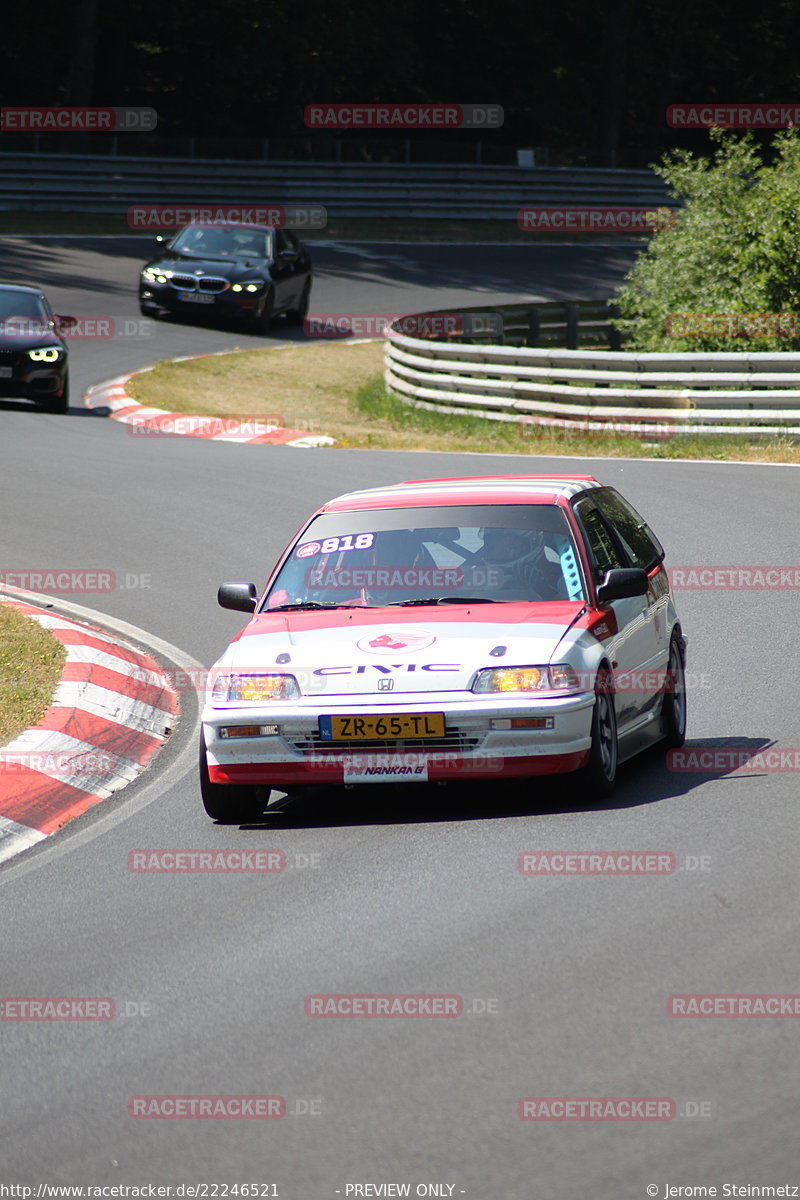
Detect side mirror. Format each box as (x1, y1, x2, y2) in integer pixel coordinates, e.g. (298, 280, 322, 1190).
(218, 582, 258, 612)
(596, 567, 649, 605)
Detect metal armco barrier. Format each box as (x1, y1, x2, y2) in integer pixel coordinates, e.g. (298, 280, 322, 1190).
(0, 153, 672, 218)
(385, 306, 800, 436)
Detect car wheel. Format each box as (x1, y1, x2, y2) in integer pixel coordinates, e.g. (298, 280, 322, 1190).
(577, 667, 618, 798)
(662, 632, 687, 748)
(199, 737, 267, 823)
(251, 288, 275, 334)
(286, 280, 311, 325)
(140, 301, 163, 319)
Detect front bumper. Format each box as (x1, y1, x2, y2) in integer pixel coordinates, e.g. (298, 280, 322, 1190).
(139, 282, 264, 319)
(202, 690, 597, 786)
(0, 364, 66, 399)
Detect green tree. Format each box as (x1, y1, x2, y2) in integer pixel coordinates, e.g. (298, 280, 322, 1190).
(613, 128, 800, 351)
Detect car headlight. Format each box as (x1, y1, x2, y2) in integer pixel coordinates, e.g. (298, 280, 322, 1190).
(472, 664, 581, 694)
(231, 281, 263, 293)
(27, 347, 62, 362)
(143, 269, 172, 284)
(211, 673, 301, 703)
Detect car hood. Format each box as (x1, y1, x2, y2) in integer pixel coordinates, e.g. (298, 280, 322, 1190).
(0, 326, 65, 353)
(216, 603, 585, 696)
(144, 253, 270, 281)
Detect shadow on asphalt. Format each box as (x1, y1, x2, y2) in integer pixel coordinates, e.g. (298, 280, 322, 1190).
(233, 735, 774, 830)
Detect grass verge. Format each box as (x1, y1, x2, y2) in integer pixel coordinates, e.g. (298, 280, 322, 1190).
(125, 338, 800, 462)
(0, 605, 66, 745)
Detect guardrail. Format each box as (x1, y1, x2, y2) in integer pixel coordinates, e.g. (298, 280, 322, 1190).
(385, 305, 800, 436)
(0, 153, 672, 219)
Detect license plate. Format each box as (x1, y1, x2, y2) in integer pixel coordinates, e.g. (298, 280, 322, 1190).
(0, 367, 13, 378)
(319, 713, 445, 741)
(177, 292, 214, 304)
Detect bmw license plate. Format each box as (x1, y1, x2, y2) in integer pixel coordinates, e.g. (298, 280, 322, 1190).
(319, 713, 445, 740)
(0, 367, 13, 378)
(177, 292, 214, 304)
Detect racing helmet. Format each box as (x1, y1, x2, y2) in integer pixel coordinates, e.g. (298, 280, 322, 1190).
(481, 526, 545, 568)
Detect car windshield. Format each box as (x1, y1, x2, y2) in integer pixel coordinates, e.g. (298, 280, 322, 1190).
(0, 291, 49, 335)
(171, 226, 270, 259)
(263, 504, 587, 609)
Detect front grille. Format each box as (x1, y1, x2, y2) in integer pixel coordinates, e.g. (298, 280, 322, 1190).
(288, 731, 484, 755)
(198, 277, 229, 293)
(169, 274, 197, 290)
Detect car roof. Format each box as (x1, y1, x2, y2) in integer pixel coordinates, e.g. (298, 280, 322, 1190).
(0, 283, 45, 296)
(178, 222, 276, 234)
(320, 475, 601, 513)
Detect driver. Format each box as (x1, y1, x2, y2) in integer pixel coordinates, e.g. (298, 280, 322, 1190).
(480, 527, 564, 600)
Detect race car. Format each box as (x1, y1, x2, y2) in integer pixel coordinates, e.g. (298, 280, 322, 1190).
(200, 475, 687, 821)
(139, 221, 312, 332)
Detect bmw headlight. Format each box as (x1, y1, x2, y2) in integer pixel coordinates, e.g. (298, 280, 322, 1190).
(28, 347, 62, 362)
(231, 281, 263, 293)
(143, 269, 172, 284)
(472, 664, 581, 694)
(211, 673, 301, 704)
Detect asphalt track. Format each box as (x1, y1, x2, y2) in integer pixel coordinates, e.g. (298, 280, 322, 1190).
(2, 237, 800, 1197)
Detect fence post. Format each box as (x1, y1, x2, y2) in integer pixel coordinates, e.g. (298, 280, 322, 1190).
(566, 304, 578, 349)
(607, 304, 622, 351)
(527, 310, 540, 347)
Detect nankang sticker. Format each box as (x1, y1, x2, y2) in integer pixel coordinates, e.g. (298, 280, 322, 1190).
(296, 541, 322, 559)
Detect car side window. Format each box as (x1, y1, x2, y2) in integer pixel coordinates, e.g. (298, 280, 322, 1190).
(573, 499, 624, 579)
(593, 489, 664, 571)
(275, 229, 293, 254)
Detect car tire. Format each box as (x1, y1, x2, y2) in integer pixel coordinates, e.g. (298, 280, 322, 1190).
(286, 280, 311, 325)
(42, 372, 68, 414)
(252, 288, 275, 334)
(199, 737, 267, 823)
(140, 301, 163, 319)
(661, 632, 687, 748)
(577, 667, 618, 798)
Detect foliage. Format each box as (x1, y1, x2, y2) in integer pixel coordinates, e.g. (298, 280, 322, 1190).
(613, 129, 800, 351)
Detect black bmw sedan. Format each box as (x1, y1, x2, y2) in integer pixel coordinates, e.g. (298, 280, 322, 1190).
(0, 284, 73, 414)
(138, 222, 312, 332)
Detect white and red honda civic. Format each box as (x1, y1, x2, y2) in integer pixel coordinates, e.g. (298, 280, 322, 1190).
(200, 475, 687, 821)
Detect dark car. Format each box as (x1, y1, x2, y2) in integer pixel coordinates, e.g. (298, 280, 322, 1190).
(0, 284, 73, 414)
(139, 222, 312, 332)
